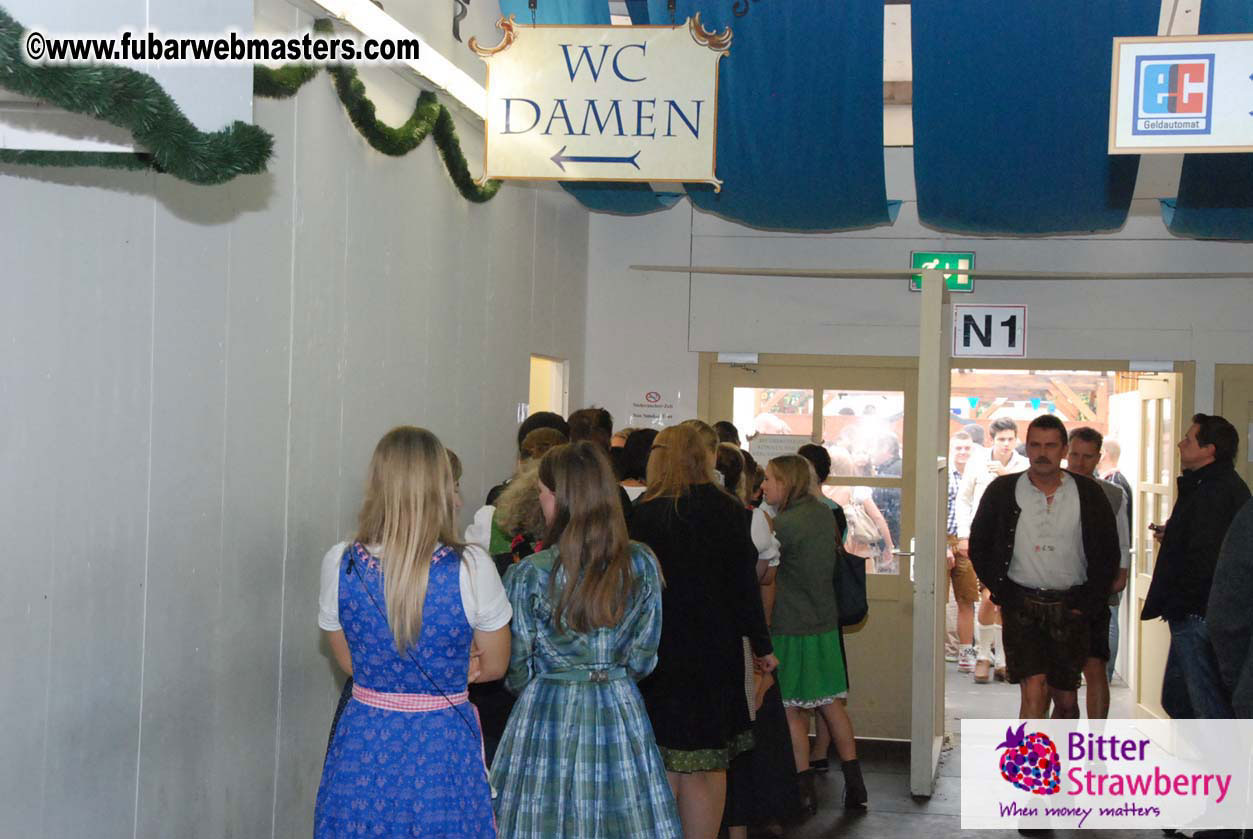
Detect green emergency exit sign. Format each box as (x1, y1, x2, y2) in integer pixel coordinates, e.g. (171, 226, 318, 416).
(909, 251, 975, 292)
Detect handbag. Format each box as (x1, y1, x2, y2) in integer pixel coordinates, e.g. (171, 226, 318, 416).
(829, 508, 867, 626)
(844, 499, 880, 545)
(833, 545, 868, 627)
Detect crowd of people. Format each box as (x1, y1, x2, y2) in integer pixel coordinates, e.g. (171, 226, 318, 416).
(309, 405, 1253, 839)
(313, 409, 866, 839)
(943, 412, 1252, 730)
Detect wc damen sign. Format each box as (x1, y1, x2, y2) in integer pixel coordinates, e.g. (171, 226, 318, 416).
(953, 305, 1027, 359)
(470, 16, 728, 186)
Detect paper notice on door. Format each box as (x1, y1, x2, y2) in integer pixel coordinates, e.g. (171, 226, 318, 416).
(747, 434, 811, 460)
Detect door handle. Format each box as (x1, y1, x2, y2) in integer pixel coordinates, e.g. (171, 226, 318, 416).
(892, 550, 915, 557)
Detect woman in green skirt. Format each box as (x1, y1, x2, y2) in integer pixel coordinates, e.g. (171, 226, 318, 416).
(762, 455, 868, 812)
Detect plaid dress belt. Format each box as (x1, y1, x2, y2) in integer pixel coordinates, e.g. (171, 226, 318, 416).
(352, 683, 470, 711)
(537, 667, 628, 683)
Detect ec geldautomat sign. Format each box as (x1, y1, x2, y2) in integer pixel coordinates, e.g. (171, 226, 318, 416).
(470, 16, 729, 186)
(1110, 34, 1253, 154)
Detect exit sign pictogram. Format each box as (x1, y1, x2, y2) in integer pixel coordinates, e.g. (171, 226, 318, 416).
(910, 251, 975, 292)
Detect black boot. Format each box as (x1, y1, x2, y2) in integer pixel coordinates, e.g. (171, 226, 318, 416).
(795, 769, 818, 817)
(841, 758, 868, 809)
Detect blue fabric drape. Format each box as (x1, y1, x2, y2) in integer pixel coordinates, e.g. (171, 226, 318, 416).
(497, 1, 897, 229)
(498, 0, 609, 24)
(1161, 0, 1253, 241)
(498, 0, 681, 214)
(639, 0, 897, 231)
(624, 0, 651, 25)
(912, 1, 1158, 234)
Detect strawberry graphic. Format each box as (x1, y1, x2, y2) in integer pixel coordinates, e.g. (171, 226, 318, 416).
(996, 723, 1061, 795)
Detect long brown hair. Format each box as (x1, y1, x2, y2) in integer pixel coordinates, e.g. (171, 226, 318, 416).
(355, 426, 465, 652)
(538, 442, 633, 632)
(642, 424, 714, 502)
(716, 442, 746, 500)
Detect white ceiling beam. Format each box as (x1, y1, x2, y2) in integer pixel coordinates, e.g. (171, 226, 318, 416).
(629, 265, 1253, 280)
(292, 0, 487, 119)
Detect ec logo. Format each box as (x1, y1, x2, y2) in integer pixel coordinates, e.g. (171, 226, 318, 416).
(1133, 54, 1214, 135)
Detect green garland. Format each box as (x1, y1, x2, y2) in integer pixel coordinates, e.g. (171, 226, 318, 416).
(316, 63, 501, 202)
(250, 19, 326, 99)
(0, 148, 153, 172)
(327, 64, 438, 156)
(0, 7, 272, 184)
(253, 64, 320, 100)
(432, 100, 500, 203)
(0, 6, 498, 201)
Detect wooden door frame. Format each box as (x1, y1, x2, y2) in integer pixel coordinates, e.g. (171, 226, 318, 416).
(701, 359, 919, 609)
(1215, 363, 1253, 488)
(700, 351, 1195, 767)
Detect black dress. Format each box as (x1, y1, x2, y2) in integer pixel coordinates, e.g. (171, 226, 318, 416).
(629, 483, 772, 770)
(725, 506, 802, 828)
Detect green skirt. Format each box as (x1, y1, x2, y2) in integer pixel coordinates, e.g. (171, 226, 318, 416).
(658, 729, 755, 773)
(773, 627, 848, 708)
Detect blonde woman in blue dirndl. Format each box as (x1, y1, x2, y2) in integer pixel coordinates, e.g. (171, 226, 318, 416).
(314, 427, 511, 838)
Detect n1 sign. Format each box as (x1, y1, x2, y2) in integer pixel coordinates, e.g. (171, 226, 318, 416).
(953, 305, 1028, 358)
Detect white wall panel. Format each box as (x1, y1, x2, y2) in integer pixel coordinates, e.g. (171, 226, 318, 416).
(0, 164, 154, 839)
(41, 180, 153, 839)
(211, 93, 298, 838)
(583, 203, 702, 427)
(273, 66, 354, 839)
(135, 178, 231, 839)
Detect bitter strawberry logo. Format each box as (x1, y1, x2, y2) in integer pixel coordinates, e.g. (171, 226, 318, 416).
(997, 723, 1061, 795)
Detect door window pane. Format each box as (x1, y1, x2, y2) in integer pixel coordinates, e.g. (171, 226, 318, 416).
(824, 484, 902, 575)
(1143, 400, 1158, 485)
(820, 390, 907, 470)
(1159, 398, 1174, 485)
(1157, 495, 1171, 529)
(734, 388, 815, 455)
(821, 389, 906, 576)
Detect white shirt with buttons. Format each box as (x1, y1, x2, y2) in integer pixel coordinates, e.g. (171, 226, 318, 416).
(1008, 471, 1088, 591)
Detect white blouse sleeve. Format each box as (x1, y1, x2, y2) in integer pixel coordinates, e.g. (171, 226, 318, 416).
(464, 505, 495, 551)
(460, 543, 512, 631)
(750, 507, 781, 567)
(318, 542, 349, 631)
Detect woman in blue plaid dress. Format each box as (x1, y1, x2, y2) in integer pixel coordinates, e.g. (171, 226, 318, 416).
(490, 442, 681, 839)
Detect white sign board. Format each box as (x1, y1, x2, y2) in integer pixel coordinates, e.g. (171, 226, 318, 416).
(628, 390, 676, 428)
(471, 16, 727, 186)
(747, 434, 811, 461)
(953, 305, 1027, 358)
(1110, 34, 1253, 154)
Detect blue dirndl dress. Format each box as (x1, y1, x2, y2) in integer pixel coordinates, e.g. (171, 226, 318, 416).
(490, 543, 680, 839)
(314, 542, 495, 838)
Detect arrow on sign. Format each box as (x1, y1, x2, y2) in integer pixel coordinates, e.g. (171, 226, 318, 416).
(549, 145, 642, 172)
